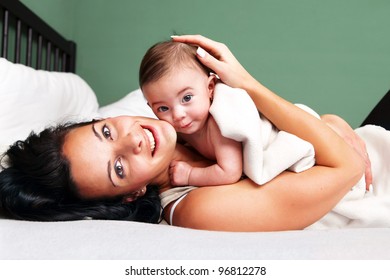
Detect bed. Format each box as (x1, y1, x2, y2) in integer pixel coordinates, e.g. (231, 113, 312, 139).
(1, 0, 390, 260)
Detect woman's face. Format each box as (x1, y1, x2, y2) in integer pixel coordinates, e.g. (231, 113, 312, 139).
(62, 116, 177, 200)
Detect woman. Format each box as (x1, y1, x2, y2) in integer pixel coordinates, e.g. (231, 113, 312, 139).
(0, 35, 386, 231)
(0, 121, 162, 222)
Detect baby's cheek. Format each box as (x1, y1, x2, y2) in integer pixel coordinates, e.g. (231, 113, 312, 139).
(159, 115, 174, 126)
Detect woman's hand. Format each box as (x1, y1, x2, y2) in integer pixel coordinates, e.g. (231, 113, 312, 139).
(321, 114, 372, 190)
(171, 35, 254, 89)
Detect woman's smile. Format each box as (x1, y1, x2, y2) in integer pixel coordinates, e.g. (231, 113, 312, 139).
(142, 128, 156, 155)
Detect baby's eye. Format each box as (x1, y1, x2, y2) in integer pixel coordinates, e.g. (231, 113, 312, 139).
(182, 94, 192, 103)
(114, 159, 124, 179)
(157, 106, 169, 112)
(102, 125, 112, 139)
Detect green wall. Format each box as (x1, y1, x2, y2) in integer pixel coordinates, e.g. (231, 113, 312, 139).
(21, 0, 390, 128)
(20, 0, 75, 39)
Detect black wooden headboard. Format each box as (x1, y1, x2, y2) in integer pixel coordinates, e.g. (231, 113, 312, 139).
(0, 0, 76, 72)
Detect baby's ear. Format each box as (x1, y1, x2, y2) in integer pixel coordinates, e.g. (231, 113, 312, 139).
(207, 75, 216, 97)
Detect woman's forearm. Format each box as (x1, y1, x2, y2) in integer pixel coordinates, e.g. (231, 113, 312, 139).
(244, 82, 345, 162)
(245, 79, 363, 185)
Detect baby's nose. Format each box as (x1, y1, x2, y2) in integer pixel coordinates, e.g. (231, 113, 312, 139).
(172, 107, 186, 121)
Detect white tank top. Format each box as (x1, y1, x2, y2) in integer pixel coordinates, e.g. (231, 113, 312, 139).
(159, 186, 197, 225)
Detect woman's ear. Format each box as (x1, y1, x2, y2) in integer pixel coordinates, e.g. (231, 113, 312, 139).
(122, 195, 136, 203)
(122, 186, 147, 203)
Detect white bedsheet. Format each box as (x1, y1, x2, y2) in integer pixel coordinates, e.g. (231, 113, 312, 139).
(1, 218, 389, 259)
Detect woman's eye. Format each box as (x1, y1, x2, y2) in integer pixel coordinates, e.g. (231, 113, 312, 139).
(114, 159, 124, 179)
(102, 125, 111, 139)
(157, 106, 169, 112)
(182, 94, 192, 103)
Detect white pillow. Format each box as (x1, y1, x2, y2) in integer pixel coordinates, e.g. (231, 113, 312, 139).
(98, 88, 157, 119)
(0, 58, 99, 149)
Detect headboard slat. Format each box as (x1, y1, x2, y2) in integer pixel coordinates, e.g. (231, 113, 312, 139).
(54, 47, 59, 71)
(36, 33, 42, 68)
(26, 26, 33, 66)
(0, 0, 76, 73)
(1, 8, 9, 58)
(15, 18, 21, 63)
(46, 41, 51, 70)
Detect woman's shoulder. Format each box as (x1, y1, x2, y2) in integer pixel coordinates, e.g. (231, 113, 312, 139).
(171, 180, 273, 231)
(171, 186, 222, 229)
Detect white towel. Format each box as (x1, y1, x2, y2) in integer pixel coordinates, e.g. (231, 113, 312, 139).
(209, 83, 316, 185)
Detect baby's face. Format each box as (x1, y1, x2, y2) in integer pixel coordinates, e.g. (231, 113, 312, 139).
(142, 66, 215, 135)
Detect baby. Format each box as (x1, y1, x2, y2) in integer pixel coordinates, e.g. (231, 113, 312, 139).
(139, 41, 316, 186)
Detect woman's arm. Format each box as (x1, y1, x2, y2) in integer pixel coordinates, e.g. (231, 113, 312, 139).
(167, 35, 365, 231)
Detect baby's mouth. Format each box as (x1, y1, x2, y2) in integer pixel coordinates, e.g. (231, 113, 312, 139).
(180, 122, 192, 130)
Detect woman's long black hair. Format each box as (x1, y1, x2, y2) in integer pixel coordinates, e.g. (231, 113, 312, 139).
(0, 122, 161, 223)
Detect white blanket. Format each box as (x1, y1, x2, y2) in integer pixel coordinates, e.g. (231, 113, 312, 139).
(307, 125, 390, 229)
(209, 83, 316, 185)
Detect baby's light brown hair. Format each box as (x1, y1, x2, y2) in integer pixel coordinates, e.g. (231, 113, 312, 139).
(139, 41, 211, 89)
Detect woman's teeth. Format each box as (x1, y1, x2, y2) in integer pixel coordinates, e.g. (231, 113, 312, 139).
(143, 129, 155, 153)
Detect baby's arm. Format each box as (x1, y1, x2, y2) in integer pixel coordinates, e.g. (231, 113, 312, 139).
(170, 127, 243, 186)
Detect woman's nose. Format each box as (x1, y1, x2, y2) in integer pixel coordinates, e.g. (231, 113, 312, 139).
(118, 132, 142, 154)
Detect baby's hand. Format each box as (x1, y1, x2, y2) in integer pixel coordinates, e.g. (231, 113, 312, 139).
(169, 160, 192, 186)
